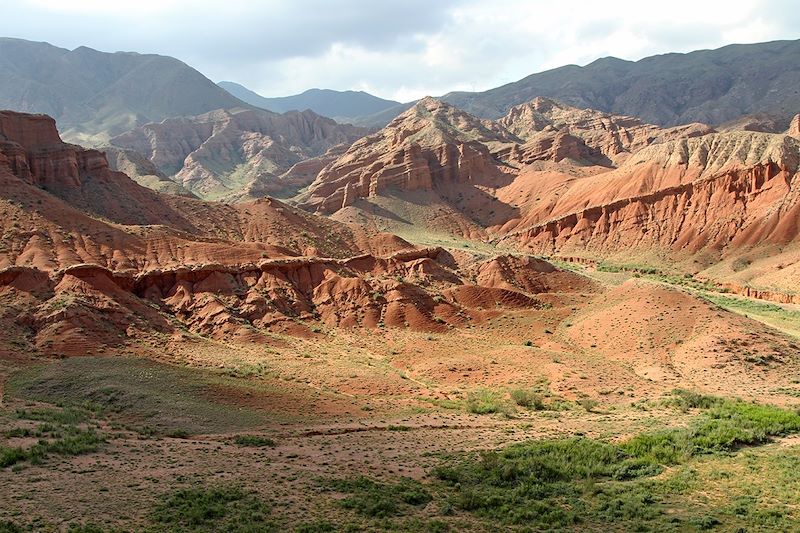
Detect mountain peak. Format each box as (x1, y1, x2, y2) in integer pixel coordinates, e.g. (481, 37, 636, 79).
(218, 81, 401, 122)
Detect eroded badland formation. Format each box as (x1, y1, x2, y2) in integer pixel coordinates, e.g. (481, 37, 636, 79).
(1, 37, 800, 532)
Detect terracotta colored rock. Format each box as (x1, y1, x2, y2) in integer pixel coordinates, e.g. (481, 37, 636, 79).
(789, 114, 800, 138)
(296, 97, 517, 215)
(498, 97, 714, 165)
(503, 131, 800, 256)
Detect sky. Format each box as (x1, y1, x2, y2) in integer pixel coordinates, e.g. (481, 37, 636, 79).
(3, 0, 799, 103)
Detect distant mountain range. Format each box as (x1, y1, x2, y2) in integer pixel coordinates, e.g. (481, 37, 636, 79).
(221, 40, 800, 129)
(2, 37, 798, 142)
(441, 39, 800, 126)
(218, 82, 401, 124)
(0, 37, 249, 143)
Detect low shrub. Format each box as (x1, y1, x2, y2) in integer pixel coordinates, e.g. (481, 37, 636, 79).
(321, 476, 431, 518)
(510, 389, 545, 410)
(465, 390, 510, 415)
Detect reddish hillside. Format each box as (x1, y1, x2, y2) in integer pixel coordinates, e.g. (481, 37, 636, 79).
(0, 109, 592, 356)
(501, 131, 800, 256)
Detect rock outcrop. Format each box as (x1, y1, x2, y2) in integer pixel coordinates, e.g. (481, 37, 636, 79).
(296, 97, 518, 215)
(0, 110, 413, 272)
(0, 110, 195, 227)
(498, 97, 713, 164)
(0, 248, 593, 354)
(502, 131, 800, 256)
(789, 114, 800, 138)
(0, 109, 601, 357)
(103, 146, 195, 197)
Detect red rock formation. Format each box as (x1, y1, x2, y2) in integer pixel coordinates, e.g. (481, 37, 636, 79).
(501, 132, 800, 256)
(498, 97, 714, 164)
(719, 113, 786, 134)
(501, 130, 607, 165)
(0, 109, 601, 356)
(0, 110, 414, 271)
(789, 114, 800, 138)
(295, 96, 714, 236)
(0, 249, 591, 353)
(296, 97, 517, 215)
(476, 255, 598, 294)
(0, 110, 198, 227)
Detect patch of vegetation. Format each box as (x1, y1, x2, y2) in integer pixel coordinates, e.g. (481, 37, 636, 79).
(465, 389, 511, 415)
(702, 293, 800, 336)
(597, 262, 661, 275)
(66, 524, 106, 533)
(320, 476, 432, 518)
(221, 361, 271, 378)
(509, 389, 545, 410)
(1, 430, 104, 468)
(433, 395, 800, 529)
(0, 522, 22, 533)
(233, 434, 276, 447)
(577, 397, 599, 412)
(418, 397, 462, 410)
(15, 406, 96, 425)
(664, 389, 724, 411)
(294, 520, 336, 533)
(151, 485, 276, 532)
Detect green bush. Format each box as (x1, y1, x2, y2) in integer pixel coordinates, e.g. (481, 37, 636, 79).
(577, 398, 599, 412)
(621, 429, 692, 465)
(666, 389, 724, 411)
(0, 521, 22, 533)
(295, 521, 335, 533)
(15, 406, 93, 425)
(510, 389, 545, 410)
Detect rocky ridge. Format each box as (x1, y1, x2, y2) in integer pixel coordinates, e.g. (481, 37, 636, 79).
(109, 108, 367, 200)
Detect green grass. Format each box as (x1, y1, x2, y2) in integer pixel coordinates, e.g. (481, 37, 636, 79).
(0, 522, 22, 533)
(294, 520, 336, 533)
(7, 357, 270, 434)
(597, 262, 661, 275)
(705, 295, 800, 315)
(702, 294, 800, 337)
(433, 394, 800, 529)
(664, 389, 724, 411)
(14, 406, 95, 425)
(151, 485, 276, 532)
(1, 430, 105, 467)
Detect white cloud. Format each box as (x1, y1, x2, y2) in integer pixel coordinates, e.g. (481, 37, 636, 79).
(4, 0, 799, 101)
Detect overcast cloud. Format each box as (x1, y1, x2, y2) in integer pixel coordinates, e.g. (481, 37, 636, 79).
(2, 0, 799, 102)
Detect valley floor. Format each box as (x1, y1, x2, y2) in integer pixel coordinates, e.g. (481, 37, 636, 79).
(2, 270, 800, 532)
